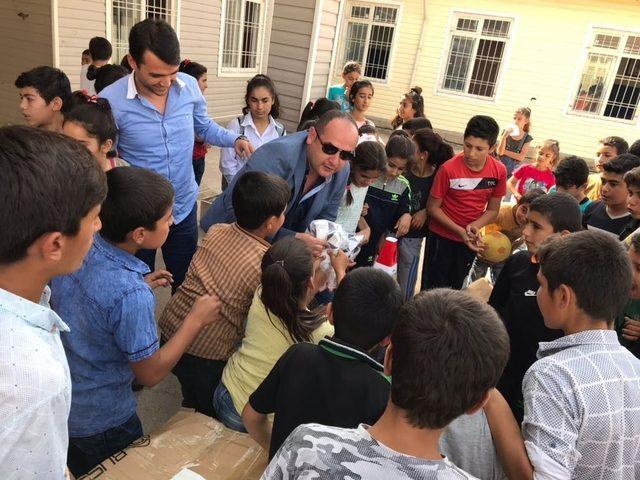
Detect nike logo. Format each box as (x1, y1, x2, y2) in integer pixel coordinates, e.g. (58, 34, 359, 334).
(524, 290, 537, 297)
(458, 183, 466, 188)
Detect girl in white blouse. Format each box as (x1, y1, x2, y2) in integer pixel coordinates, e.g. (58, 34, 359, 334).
(220, 74, 285, 188)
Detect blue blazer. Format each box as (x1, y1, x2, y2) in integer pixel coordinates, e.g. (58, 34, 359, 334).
(200, 131, 350, 238)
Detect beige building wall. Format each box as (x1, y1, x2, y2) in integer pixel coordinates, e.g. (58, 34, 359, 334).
(267, 0, 316, 131)
(181, 0, 274, 124)
(347, 0, 640, 159)
(307, 0, 341, 102)
(0, 0, 53, 125)
(57, 0, 107, 89)
(329, 0, 426, 129)
(51, 0, 269, 123)
(414, 0, 640, 160)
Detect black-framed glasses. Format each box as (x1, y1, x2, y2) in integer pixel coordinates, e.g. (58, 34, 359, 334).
(316, 132, 355, 161)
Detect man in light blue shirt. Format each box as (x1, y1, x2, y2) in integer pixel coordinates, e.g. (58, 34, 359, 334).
(100, 19, 253, 291)
(201, 110, 358, 257)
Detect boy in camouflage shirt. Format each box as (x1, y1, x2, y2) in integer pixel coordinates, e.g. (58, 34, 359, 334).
(261, 288, 510, 480)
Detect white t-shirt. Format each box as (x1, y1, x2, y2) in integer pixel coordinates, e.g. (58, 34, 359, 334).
(80, 64, 96, 95)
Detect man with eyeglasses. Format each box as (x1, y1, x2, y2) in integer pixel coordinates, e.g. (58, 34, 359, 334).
(201, 110, 358, 256)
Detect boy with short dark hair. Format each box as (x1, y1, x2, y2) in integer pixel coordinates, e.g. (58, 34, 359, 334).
(583, 153, 640, 237)
(15, 66, 73, 133)
(262, 288, 510, 479)
(243, 268, 403, 459)
(81, 36, 113, 95)
(553, 155, 592, 212)
(423, 115, 507, 290)
(489, 192, 582, 422)
(527, 231, 639, 478)
(0, 126, 107, 479)
(160, 171, 291, 418)
(51, 167, 221, 477)
(586, 135, 629, 200)
(484, 231, 640, 480)
(620, 165, 640, 241)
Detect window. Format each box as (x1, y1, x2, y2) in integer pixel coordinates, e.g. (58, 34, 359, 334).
(220, 0, 264, 72)
(440, 13, 513, 99)
(572, 29, 640, 121)
(339, 3, 400, 81)
(111, 0, 177, 63)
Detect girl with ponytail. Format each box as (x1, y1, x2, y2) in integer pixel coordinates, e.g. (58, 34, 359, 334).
(397, 128, 453, 296)
(214, 237, 345, 431)
(335, 141, 387, 244)
(63, 91, 125, 171)
(391, 86, 425, 129)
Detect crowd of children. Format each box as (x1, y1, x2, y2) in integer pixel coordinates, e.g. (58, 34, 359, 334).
(2, 17, 640, 480)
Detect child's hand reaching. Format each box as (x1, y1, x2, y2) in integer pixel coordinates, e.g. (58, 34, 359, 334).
(395, 213, 412, 237)
(460, 224, 484, 252)
(623, 316, 640, 342)
(410, 209, 428, 230)
(186, 294, 222, 329)
(329, 249, 353, 284)
(144, 270, 173, 289)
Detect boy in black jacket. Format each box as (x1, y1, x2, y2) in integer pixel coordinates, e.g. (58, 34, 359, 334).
(242, 268, 403, 459)
(488, 192, 581, 422)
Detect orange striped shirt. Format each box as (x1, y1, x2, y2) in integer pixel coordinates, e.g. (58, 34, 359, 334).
(159, 223, 269, 360)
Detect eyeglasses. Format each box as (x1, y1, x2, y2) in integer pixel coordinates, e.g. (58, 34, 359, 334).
(315, 132, 355, 161)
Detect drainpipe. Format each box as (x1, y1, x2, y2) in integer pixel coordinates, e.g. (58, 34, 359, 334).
(410, 0, 428, 88)
(326, 0, 345, 95)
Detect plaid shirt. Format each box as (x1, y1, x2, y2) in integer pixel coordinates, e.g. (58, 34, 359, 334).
(523, 330, 640, 479)
(159, 223, 269, 360)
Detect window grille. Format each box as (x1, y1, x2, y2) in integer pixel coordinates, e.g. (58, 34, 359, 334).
(572, 30, 640, 121)
(221, 0, 263, 71)
(441, 13, 512, 99)
(339, 3, 399, 81)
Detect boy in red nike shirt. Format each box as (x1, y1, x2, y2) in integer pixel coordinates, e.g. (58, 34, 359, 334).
(422, 115, 507, 290)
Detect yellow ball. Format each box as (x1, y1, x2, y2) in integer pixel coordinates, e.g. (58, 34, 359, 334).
(482, 231, 512, 263)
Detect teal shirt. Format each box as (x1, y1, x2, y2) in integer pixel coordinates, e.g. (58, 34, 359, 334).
(327, 85, 351, 112)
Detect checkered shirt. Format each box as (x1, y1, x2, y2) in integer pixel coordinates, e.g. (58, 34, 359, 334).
(159, 223, 269, 360)
(522, 330, 640, 479)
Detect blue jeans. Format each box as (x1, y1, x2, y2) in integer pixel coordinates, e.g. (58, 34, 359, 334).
(136, 203, 198, 293)
(67, 413, 143, 477)
(213, 382, 247, 432)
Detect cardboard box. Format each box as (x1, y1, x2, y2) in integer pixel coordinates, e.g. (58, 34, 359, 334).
(198, 195, 218, 226)
(77, 411, 268, 480)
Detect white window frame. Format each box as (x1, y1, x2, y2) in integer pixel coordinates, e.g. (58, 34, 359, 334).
(566, 25, 640, 125)
(106, 0, 180, 65)
(218, 0, 269, 77)
(436, 9, 516, 103)
(334, 0, 403, 86)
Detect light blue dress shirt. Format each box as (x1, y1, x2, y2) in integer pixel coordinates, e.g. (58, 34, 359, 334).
(100, 73, 240, 223)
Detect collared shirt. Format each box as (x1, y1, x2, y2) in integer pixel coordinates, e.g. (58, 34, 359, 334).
(100, 73, 239, 223)
(0, 286, 71, 480)
(160, 223, 270, 360)
(220, 112, 285, 182)
(50, 235, 157, 437)
(523, 330, 640, 479)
